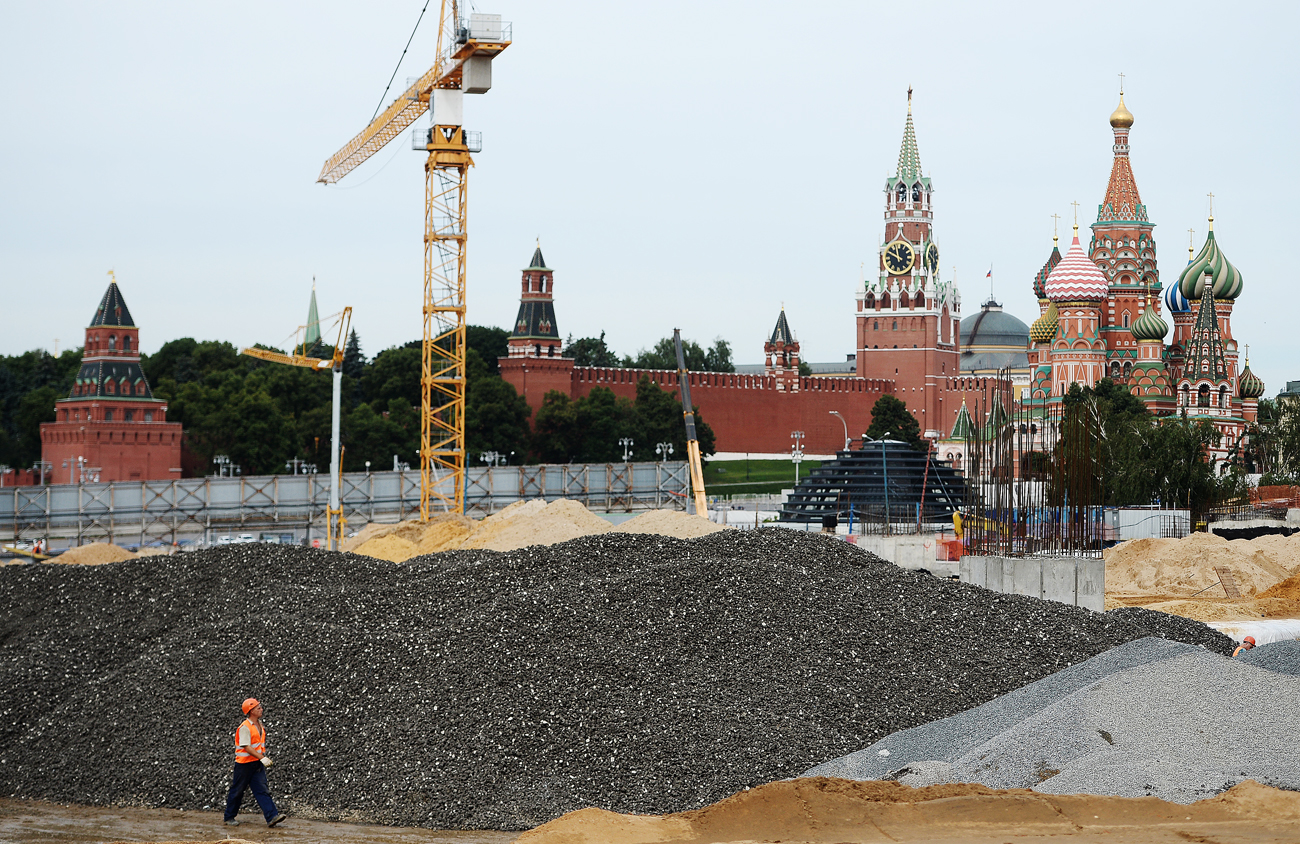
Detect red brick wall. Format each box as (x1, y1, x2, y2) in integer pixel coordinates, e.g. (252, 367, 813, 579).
(41, 419, 183, 484)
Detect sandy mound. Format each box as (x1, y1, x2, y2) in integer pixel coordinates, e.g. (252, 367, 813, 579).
(1140, 598, 1265, 622)
(1106, 533, 1291, 597)
(52, 543, 137, 565)
(414, 515, 475, 554)
(516, 777, 1300, 844)
(1260, 572, 1300, 601)
(460, 499, 613, 551)
(611, 509, 727, 538)
(353, 534, 418, 562)
(346, 502, 722, 559)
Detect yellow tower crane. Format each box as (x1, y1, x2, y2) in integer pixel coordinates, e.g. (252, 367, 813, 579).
(240, 307, 353, 550)
(317, 3, 510, 518)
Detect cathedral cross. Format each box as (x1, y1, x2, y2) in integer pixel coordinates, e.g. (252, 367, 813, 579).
(1118, 72, 1125, 93)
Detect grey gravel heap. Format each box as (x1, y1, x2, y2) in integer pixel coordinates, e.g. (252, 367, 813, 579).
(0, 529, 1232, 829)
(1237, 639, 1300, 675)
(809, 638, 1300, 803)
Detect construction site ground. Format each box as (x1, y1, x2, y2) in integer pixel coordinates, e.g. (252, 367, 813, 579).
(9, 779, 1300, 844)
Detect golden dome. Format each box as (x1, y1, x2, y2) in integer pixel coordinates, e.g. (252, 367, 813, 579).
(1110, 93, 1134, 129)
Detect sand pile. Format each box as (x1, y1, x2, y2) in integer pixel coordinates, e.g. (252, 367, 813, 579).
(349, 501, 720, 562)
(459, 498, 613, 551)
(517, 778, 1300, 844)
(611, 509, 725, 538)
(51, 543, 137, 565)
(352, 534, 418, 562)
(1106, 533, 1294, 597)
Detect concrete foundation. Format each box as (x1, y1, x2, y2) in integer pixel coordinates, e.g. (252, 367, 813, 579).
(849, 533, 957, 578)
(961, 554, 1104, 611)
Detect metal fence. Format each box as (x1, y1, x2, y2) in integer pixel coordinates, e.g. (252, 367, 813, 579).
(1, 462, 690, 546)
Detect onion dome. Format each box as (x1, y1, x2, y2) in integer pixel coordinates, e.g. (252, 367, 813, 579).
(1045, 228, 1108, 302)
(1030, 300, 1059, 343)
(1110, 93, 1134, 129)
(1239, 360, 1265, 399)
(1032, 241, 1062, 299)
(1130, 300, 1168, 341)
(1163, 280, 1190, 313)
(1177, 223, 1243, 300)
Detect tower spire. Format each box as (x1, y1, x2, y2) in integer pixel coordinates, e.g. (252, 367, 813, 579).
(895, 88, 922, 182)
(1099, 85, 1146, 224)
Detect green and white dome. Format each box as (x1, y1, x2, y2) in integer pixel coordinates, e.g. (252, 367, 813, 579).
(1177, 223, 1243, 301)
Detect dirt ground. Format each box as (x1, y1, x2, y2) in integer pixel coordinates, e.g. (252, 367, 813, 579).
(0, 799, 513, 844)
(9, 778, 1300, 844)
(516, 778, 1300, 844)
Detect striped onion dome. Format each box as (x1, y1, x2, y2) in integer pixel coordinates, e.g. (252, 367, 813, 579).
(1032, 243, 1062, 299)
(1163, 278, 1191, 313)
(1177, 225, 1243, 301)
(1045, 230, 1108, 302)
(1130, 300, 1168, 341)
(1239, 362, 1265, 399)
(1029, 300, 1059, 343)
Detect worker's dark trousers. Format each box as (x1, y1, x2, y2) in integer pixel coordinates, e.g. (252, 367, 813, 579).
(224, 761, 279, 822)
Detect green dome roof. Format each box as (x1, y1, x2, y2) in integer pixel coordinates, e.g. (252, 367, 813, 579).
(1239, 362, 1265, 399)
(1130, 301, 1168, 341)
(1029, 301, 1059, 343)
(1177, 227, 1243, 301)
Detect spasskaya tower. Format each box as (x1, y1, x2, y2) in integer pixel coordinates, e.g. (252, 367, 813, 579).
(855, 90, 962, 439)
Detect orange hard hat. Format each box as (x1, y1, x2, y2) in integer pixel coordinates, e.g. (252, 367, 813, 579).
(242, 697, 261, 714)
(1243, 636, 1256, 645)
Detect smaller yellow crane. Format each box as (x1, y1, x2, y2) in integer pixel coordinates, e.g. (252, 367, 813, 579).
(240, 307, 352, 550)
(672, 330, 708, 517)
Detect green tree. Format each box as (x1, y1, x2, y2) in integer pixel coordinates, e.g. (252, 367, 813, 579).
(563, 332, 620, 367)
(467, 325, 510, 375)
(0, 347, 81, 469)
(531, 390, 581, 463)
(465, 348, 531, 460)
(798, 361, 813, 377)
(863, 394, 924, 451)
(363, 345, 422, 407)
(342, 330, 365, 379)
(623, 337, 735, 373)
(625, 376, 716, 460)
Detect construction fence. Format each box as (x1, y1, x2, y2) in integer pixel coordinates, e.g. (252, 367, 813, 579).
(1, 461, 690, 547)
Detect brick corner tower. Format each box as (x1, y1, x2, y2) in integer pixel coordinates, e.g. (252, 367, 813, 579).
(499, 246, 574, 412)
(856, 89, 961, 439)
(40, 274, 182, 483)
(763, 308, 800, 392)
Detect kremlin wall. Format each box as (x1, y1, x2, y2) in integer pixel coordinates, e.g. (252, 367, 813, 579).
(30, 89, 1265, 482)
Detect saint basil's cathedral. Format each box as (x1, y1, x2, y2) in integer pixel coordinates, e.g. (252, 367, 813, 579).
(1013, 91, 1262, 466)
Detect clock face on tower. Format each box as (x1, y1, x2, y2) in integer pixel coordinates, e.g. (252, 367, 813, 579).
(884, 240, 915, 275)
(925, 243, 939, 273)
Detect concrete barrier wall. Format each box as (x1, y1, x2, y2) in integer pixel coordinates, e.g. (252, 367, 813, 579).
(850, 534, 957, 578)
(959, 554, 1105, 611)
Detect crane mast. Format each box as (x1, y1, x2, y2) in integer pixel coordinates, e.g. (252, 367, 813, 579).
(318, 2, 510, 518)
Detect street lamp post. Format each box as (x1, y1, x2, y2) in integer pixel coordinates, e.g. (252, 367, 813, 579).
(790, 430, 806, 485)
(213, 454, 232, 477)
(481, 451, 503, 467)
(619, 438, 634, 462)
(829, 411, 850, 451)
(655, 442, 673, 461)
(33, 460, 53, 486)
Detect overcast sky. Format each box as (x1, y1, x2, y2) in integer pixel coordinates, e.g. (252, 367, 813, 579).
(2, 1, 1296, 395)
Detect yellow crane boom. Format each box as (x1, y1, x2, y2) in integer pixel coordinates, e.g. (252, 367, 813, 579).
(318, 2, 510, 519)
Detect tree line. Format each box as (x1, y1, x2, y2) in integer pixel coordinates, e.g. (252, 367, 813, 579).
(0, 328, 716, 478)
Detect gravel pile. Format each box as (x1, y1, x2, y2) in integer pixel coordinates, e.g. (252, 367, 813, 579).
(810, 638, 1300, 803)
(1238, 639, 1300, 675)
(0, 529, 1233, 829)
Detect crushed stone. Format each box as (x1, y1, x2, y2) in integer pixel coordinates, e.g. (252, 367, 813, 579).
(1237, 639, 1300, 675)
(0, 529, 1233, 829)
(810, 638, 1300, 803)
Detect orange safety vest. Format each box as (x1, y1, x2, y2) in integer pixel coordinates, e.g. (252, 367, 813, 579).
(234, 719, 266, 763)
(1232, 645, 1252, 658)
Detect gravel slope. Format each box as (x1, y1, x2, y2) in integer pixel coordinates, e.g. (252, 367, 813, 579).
(0, 529, 1233, 829)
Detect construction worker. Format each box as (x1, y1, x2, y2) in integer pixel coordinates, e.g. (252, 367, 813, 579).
(1232, 636, 1256, 658)
(223, 697, 287, 828)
